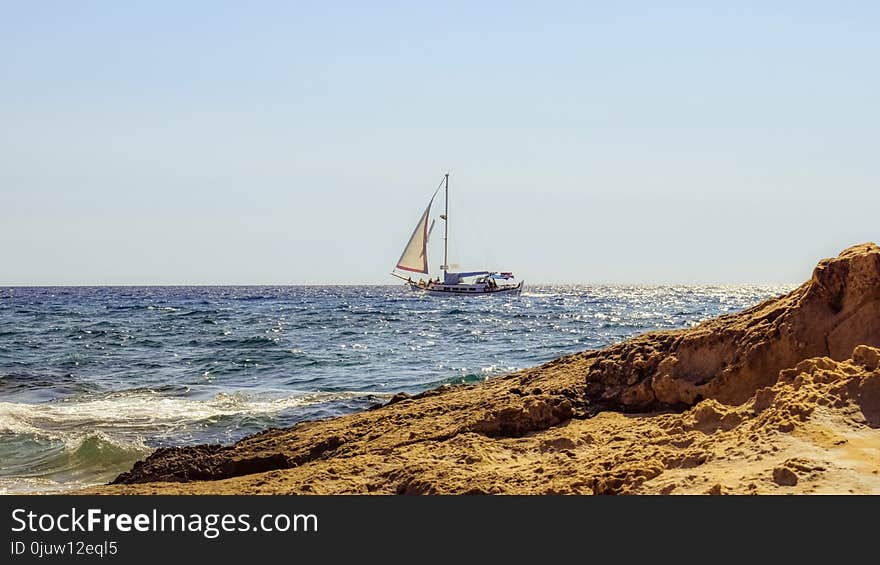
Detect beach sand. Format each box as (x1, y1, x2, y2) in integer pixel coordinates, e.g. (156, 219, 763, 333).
(83, 243, 880, 494)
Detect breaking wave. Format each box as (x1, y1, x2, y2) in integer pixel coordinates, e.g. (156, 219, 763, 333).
(0, 389, 390, 493)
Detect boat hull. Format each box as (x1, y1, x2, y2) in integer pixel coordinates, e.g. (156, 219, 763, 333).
(407, 281, 523, 295)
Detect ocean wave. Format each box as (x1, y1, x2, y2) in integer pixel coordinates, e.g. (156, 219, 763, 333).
(0, 431, 150, 494)
(0, 389, 391, 438)
(0, 431, 149, 475)
(0, 389, 392, 493)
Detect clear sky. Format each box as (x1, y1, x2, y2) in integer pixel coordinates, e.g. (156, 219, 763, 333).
(1, 1, 878, 285)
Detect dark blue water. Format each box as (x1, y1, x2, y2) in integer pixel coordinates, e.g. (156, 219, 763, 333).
(0, 284, 790, 493)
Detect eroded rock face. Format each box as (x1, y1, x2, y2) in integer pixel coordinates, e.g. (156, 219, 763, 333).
(581, 242, 880, 410)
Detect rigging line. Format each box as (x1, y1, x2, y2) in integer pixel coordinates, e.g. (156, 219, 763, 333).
(430, 175, 445, 200)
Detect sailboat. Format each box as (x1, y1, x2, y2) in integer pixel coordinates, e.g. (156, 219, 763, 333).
(391, 173, 524, 295)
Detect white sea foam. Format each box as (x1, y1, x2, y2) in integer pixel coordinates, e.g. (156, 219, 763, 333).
(0, 390, 390, 438)
(0, 476, 72, 495)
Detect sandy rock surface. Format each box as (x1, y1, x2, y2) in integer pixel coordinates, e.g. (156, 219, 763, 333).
(84, 243, 880, 494)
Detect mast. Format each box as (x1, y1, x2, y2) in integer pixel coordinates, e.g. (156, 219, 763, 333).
(443, 172, 449, 279)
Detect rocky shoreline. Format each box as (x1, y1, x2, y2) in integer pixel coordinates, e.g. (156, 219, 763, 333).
(84, 243, 880, 494)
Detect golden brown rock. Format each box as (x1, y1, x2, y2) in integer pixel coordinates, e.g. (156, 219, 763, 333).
(84, 243, 880, 495)
(583, 242, 880, 409)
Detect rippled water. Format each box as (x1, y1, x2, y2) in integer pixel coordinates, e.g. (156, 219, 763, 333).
(0, 284, 790, 493)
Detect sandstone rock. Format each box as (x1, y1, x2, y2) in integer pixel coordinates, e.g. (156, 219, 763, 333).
(853, 345, 880, 371)
(91, 244, 880, 495)
(773, 466, 798, 486)
(579, 242, 880, 410)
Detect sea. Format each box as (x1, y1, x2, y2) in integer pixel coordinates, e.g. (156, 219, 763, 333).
(0, 284, 791, 494)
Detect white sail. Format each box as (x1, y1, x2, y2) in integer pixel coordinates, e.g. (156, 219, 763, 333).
(395, 197, 435, 274)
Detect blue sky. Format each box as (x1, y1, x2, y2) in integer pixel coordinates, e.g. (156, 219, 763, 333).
(1, 1, 878, 284)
